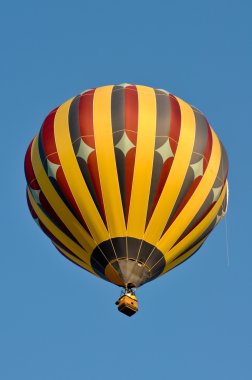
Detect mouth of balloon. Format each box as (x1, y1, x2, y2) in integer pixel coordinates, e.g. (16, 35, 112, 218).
(91, 237, 165, 287)
(105, 258, 151, 287)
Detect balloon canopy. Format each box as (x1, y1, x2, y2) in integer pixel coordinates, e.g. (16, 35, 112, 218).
(25, 84, 228, 289)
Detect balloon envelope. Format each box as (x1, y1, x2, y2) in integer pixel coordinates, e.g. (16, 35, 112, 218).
(25, 84, 228, 288)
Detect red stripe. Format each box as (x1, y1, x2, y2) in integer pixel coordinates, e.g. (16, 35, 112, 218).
(41, 108, 60, 164)
(36, 218, 74, 254)
(87, 152, 107, 224)
(79, 89, 95, 148)
(146, 95, 182, 225)
(54, 164, 91, 232)
(125, 85, 138, 223)
(146, 157, 174, 224)
(125, 85, 138, 144)
(79, 89, 107, 224)
(174, 201, 216, 246)
(26, 187, 80, 243)
(24, 140, 40, 190)
(161, 116, 214, 235)
(166, 176, 203, 229)
(54, 245, 84, 270)
(38, 105, 91, 231)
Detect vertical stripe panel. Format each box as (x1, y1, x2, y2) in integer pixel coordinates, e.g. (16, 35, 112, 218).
(146, 90, 171, 222)
(163, 108, 210, 228)
(125, 85, 139, 223)
(127, 86, 157, 238)
(93, 86, 126, 237)
(31, 136, 95, 252)
(54, 98, 109, 244)
(53, 242, 97, 275)
(162, 238, 207, 274)
(27, 187, 95, 272)
(157, 133, 223, 254)
(161, 182, 227, 267)
(144, 97, 196, 245)
(111, 86, 126, 216)
(78, 92, 108, 223)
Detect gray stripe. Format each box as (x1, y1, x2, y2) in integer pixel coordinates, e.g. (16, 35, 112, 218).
(155, 89, 171, 147)
(191, 110, 208, 163)
(146, 152, 163, 223)
(162, 107, 209, 232)
(146, 90, 171, 222)
(111, 85, 126, 216)
(175, 190, 214, 244)
(68, 95, 106, 223)
(76, 157, 105, 219)
(111, 85, 125, 144)
(179, 142, 228, 242)
(214, 143, 228, 186)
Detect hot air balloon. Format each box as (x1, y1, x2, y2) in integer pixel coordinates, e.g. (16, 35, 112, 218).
(24, 84, 228, 316)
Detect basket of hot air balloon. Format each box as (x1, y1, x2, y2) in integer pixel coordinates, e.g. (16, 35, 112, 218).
(24, 84, 228, 316)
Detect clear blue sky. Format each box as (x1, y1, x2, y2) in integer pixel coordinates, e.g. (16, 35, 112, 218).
(1, 1, 251, 379)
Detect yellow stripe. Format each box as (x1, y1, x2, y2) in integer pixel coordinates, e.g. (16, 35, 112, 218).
(157, 127, 222, 254)
(54, 98, 109, 244)
(127, 85, 157, 238)
(144, 96, 196, 245)
(53, 242, 98, 277)
(93, 86, 126, 237)
(162, 237, 207, 274)
(31, 136, 95, 253)
(162, 181, 227, 271)
(27, 188, 95, 274)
